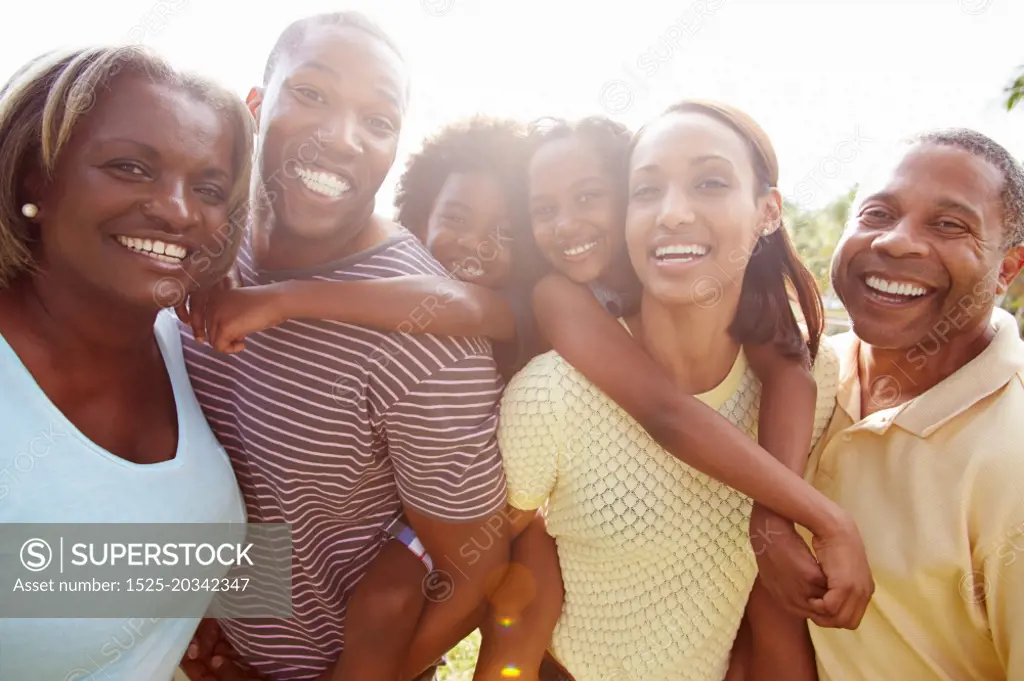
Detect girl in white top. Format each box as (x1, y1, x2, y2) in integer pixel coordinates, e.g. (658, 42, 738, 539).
(0, 46, 254, 680)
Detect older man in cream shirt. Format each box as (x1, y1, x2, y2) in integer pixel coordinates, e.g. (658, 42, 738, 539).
(771, 128, 1024, 680)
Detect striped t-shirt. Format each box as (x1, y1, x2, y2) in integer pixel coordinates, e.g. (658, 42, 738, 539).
(181, 231, 508, 680)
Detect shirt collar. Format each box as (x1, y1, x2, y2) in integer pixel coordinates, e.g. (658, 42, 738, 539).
(834, 308, 1024, 438)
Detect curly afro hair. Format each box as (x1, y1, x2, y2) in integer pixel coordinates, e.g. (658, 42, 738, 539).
(394, 116, 529, 240)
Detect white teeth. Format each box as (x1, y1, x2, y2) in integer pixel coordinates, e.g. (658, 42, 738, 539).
(115, 235, 187, 262)
(865, 275, 928, 298)
(563, 241, 598, 257)
(296, 167, 351, 198)
(654, 244, 709, 259)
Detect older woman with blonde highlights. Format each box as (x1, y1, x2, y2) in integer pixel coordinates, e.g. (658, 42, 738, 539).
(0, 46, 254, 680)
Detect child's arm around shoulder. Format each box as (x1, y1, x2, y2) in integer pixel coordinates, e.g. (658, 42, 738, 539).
(745, 341, 817, 473)
(530, 272, 679, 433)
(531, 273, 838, 536)
(199, 275, 516, 353)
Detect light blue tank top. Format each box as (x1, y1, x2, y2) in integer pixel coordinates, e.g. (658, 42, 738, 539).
(0, 311, 245, 681)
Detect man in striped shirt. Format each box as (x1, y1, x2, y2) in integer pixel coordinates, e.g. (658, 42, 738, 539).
(180, 12, 511, 681)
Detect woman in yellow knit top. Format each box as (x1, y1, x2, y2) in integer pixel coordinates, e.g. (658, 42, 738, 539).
(498, 101, 842, 681)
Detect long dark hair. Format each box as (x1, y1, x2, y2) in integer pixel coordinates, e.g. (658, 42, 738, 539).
(635, 100, 824, 362)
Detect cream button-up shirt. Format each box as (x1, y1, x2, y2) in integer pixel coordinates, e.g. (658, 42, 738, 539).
(805, 308, 1024, 681)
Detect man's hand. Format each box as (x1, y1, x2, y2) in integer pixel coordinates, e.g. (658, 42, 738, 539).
(809, 512, 875, 629)
(180, 658, 269, 681)
(205, 285, 288, 354)
(750, 504, 827, 619)
(178, 619, 269, 681)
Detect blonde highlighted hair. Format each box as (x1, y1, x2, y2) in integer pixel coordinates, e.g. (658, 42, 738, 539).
(0, 45, 256, 288)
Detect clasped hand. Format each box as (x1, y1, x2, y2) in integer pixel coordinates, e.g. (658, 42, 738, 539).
(750, 504, 874, 629)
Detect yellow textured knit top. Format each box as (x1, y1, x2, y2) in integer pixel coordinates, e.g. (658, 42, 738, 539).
(498, 336, 840, 681)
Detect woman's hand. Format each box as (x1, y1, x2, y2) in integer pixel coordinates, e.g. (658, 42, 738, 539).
(808, 512, 875, 629)
(204, 285, 287, 354)
(749, 504, 827, 620)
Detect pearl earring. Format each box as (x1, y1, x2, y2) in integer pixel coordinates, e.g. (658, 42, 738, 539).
(21, 203, 38, 219)
(762, 221, 780, 237)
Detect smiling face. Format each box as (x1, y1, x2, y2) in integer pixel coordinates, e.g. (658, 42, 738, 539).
(424, 171, 514, 288)
(31, 73, 236, 310)
(831, 142, 1014, 349)
(255, 24, 406, 242)
(625, 111, 771, 307)
(528, 136, 624, 283)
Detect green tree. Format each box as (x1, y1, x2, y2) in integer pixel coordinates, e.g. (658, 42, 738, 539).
(1000, 63, 1023, 330)
(783, 188, 854, 297)
(1005, 66, 1024, 111)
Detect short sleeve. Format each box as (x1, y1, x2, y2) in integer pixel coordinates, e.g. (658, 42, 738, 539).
(971, 440, 1024, 676)
(383, 353, 508, 522)
(979, 522, 1024, 676)
(498, 353, 566, 511)
(808, 337, 841, 451)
